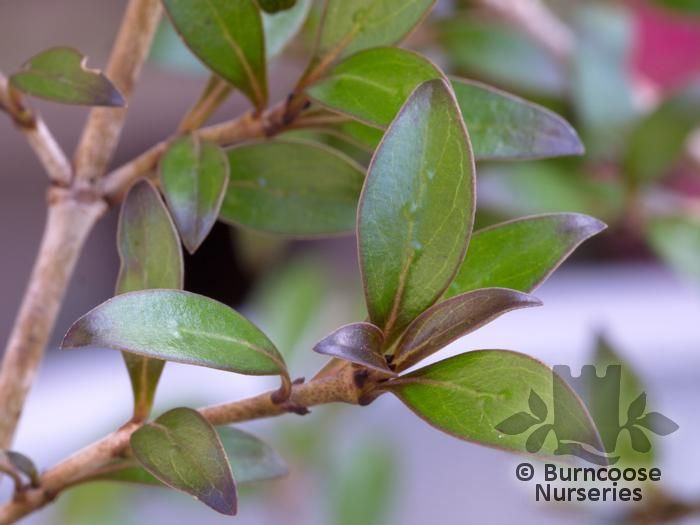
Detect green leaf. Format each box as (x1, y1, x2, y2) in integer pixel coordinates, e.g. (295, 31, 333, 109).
(494, 412, 540, 435)
(387, 350, 599, 456)
(359, 79, 475, 344)
(159, 136, 229, 254)
(635, 413, 679, 436)
(438, 17, 564, 96)
(116, 181, 183, 420)
(451, 78, 583, 160)
(446, 213, 606, 298)
(624, 80, 700, 183)
(10, 47, 124, 107)
(313, 322, 393, 374)
(392, 289, 541, 371)
(263, 0, 311, 59)
(221, 139, 365, 236)
(307, 47, 443, 128)
(163, 0, 267, 109)
(651, 0, 700, 14)
(315, 0, 435, 61)
(96, 426, 287, 486)
(627, 426, 652, 453)
(529, 390, 548, 422)
(647, 214, 700, 285)
(62, 289, 288, 379)
(526, 424, 553, 453)
(258, 0, 296, 13)
(130, 407, 236, 515)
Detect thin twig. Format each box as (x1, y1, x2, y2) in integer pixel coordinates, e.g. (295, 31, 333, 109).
(0, 365, 368, 524)
(72, 0, 163, 187)
(177, 75, 234, 133)
(0, 73, 71, 186)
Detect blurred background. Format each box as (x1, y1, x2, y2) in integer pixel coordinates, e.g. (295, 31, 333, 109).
(1, 0, 700, 523)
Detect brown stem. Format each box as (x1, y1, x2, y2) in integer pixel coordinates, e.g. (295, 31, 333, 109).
(0, 190, 107, 449)
(0, 364, 368, 524)
(177, 76, 233, 134)
(72, 0, 163, 187)
(0, 73, 71, 186)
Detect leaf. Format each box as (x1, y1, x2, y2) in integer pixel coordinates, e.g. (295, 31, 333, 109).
(624, 81, 700, 183)
(62, 289, 288, 379)
(437, 17, 564, 96)
(130, 407, 236, 515)
(358, 79, 475, 344)
(9, 47, 124, 107)
(495, 412, 540, 435)
(162, 0, 267, 110)
(528, 390, 548, 422)
(386, 350, 600, 456)
(392, 289, 541, 371)
(651, 0, 700, 14)
(315, 0, 436, 61)
(159, 136, 229, 254)
(116, 181, 183, 420)
(97, 426, 287, 486)
(451, 78, 583, 161)
(627, 392, 647, 421)
(446, 214, 606, 298)
(258, 0, 296, 13)
(647, 214, 700, 285)
(221, 139, 365, 236)
(636, 413, 679, 436)
(313, 322, 393, 374)
(526, 424, 553, 454)
(627, 426, 652, 453)
(263, 0, 311, 59)
(307, 47, 443, 128)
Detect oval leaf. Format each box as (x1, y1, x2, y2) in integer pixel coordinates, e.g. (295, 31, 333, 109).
(131, 407, 236, 515)
(446, 213, 606, 298)
(451, 78, 583, 160)
(386, 350, 600, 456)
(307, 47, 443, 128)
(313, 322, 393, 374)
(359, 79, 476, 344)
(315, 0, 436, 61)
(393, 289, 541, 371)
(160, 136, 229, 254)
(117, 181, 184, 420)
(263, 0, 311, 59)
(163, 0, 267, 109)
(221, 139, 365, 236)
(62, 289, 288, 378)
(10, 47, 124, 107)
(96, 426, 287, 487)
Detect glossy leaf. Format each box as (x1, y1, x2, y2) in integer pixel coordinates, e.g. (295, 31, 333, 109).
(647, 214, 700, 285)
(221, 139, 364, 236)
(160, 136, 229, 254)
(10, 47, 124, 106)
(446, 214, 606, 298)
(393, 289, 541, 371)
(97, 426, 287, 486)
(307, 47, 443, 128)
(163, 0, 267, 109)
(624, 80, 700, 183)
(451, 78, 583, 160)
(62, 289, 288, 379)
(359, 79, 475, 344)
(263, 0, 311, 59)
(116, 181, 183, 420)
(258, 0, 296, 13)
(131, 408, 236, 515)
(387, 350, 600, 455)
(313, 322, 393, 374)
(315, 0, 435, 60)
